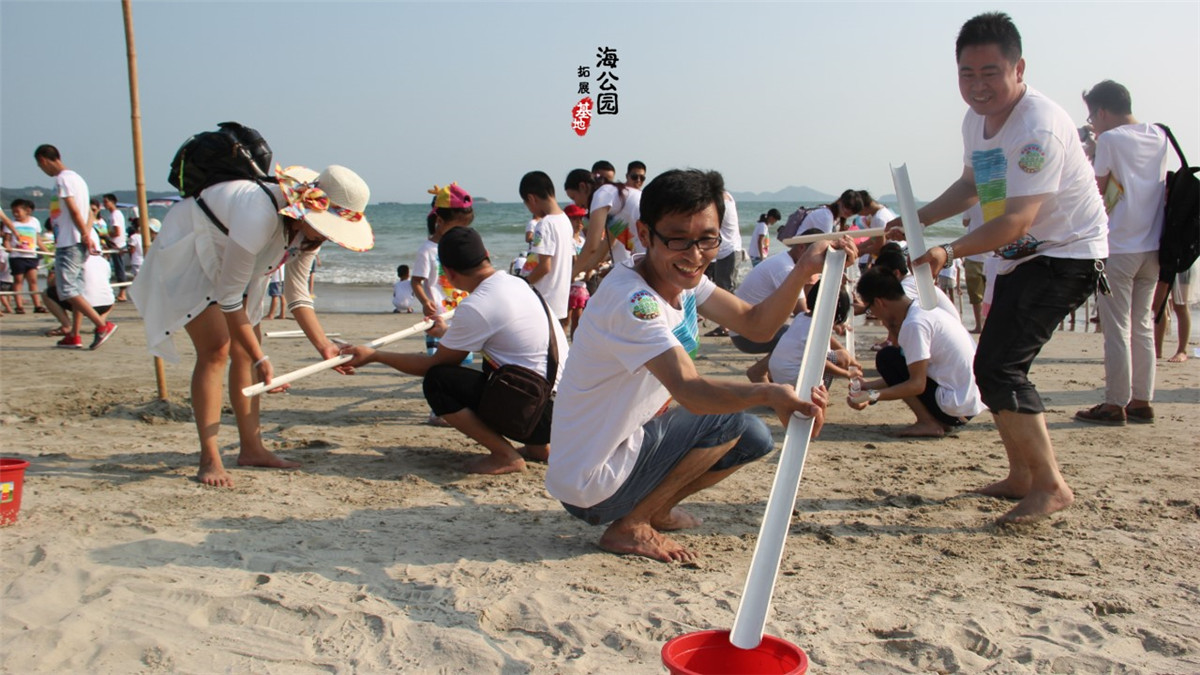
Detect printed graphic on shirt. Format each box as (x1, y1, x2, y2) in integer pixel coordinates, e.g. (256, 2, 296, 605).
(1103, 174, 1124, 215)
(608, 217, 636, 254)
(437, 260, 468, 309)
(1018, 143, 1046, 173)
(629, 290, 659, 320)
(521, 253, 540, 276)
(972, 147, 1043, 260)
(671, 292, 700, 359)
(50, 195, 62, 224)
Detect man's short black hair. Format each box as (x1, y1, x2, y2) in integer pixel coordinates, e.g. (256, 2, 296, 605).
(103, 193, 118, 204)
(639, 169, 726, 229)
(956, 11, 1022, 64)
(1083, 80, 1133, 117)
(627, 160, 646, 174)
(518, 170, 556, 201)
(591, 160, 615, 174)
(33, 144, 60, 161)
(872, 246, 909, 276)
(856, 266, 908, 306)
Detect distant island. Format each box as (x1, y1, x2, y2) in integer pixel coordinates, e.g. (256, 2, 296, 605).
(1, 186, 179, 210)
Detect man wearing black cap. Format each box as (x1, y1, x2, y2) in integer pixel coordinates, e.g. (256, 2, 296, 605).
(341, 227, 569, 475)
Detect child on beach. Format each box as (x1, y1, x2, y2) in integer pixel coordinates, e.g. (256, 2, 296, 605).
(412, 184, 475, 424)
(392, 264, 416, 313)
(519, 171, 574, 323)
(266, 266, 286, 319)
(0, 199, 48, 314)
(565, 204, 590, 338)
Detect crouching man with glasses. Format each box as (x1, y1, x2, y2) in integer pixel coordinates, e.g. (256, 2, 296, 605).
(546, 168, 856, 563)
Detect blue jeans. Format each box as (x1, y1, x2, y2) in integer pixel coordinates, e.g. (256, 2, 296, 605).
(563, 408, 773, 525)
(54, 243, 87, 299)
(975, 257, 1099, 413)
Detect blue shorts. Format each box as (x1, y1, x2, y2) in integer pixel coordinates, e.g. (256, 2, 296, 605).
(267, 281, 283, 297)
(563, 408, 774, 525)
(54, 244, 87, 300)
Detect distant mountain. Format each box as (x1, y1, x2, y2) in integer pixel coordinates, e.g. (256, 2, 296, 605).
(729, 186, 836, 203)
(1, 185, 178, 210)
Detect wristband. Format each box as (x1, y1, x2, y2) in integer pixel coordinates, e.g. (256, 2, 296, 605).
(253, 355, 270, 369)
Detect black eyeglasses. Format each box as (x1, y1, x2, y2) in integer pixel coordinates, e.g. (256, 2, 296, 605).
(649, 226, 721, 252)
(628, 173, 646, 183)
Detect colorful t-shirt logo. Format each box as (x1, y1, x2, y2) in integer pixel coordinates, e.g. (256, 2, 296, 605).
(972, 147, 1042, 260)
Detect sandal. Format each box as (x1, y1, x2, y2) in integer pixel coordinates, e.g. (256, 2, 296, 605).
(44, 326, 69, 337)
(34, 306, 49, 314)
(14, 307, 25, 314)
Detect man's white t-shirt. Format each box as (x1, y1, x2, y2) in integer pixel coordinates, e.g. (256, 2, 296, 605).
(729, 251, 804, 339)
(717, 193, 742, 259)
(527, 212, 575, 319)
(962, 86, 1108, 274)
(51, 170, 89, 248)
(901, 273, 958, 318)
(896, 302, 985, 418)
(107, 208, 127, 249)
(440, 271, 569, 389)
(547, 258, 716, 508)
(767, 312, 815, 387)
(1092, 123, 1168, 255)
(590, 184, 643, 266)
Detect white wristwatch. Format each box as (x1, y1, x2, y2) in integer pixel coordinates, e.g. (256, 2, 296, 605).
(868, 389, 880, 405)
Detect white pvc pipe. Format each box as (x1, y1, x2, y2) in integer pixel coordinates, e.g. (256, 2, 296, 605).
(240, 310, 454, 398)
(730, 248, 846, 650)
(890, 164, 938, 311)
(264, 330, 341, 339)
(781, 227, 885, 246)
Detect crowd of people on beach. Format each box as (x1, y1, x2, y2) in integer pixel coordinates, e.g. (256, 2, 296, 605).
(4, 11, 1195, 563)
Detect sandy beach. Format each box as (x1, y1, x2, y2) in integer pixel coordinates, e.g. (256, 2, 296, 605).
(1, 297, 1198, 674)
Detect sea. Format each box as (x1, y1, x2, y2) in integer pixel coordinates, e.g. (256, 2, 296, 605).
(313, 200, 964, 288)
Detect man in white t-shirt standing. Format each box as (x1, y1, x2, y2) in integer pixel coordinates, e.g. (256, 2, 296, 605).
(34, 144, 118, 350)
(1074, 81, 1167, 427)
(709, 191, 743, 293)
(519, 171, 575, 323)
(847, 267, 985, 436)
(546, 169, 847, 563)
(102, 194, 129, 302)
(902, 13, 1107, 525)
(343, 227, 569, 475)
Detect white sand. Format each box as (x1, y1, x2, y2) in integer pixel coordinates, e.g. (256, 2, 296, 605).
(2, 302, 1198, 673)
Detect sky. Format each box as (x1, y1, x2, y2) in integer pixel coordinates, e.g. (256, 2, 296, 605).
(2, 1, 1198, 204)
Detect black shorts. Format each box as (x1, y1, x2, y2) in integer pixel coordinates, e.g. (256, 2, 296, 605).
(422, 364, 553, 444)
(876, 346, 966, 427)
(9, 256, 39, 275)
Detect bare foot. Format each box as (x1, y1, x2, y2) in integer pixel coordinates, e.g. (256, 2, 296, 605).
(465, 454, 526, 475)
(599, 521, 696, 563)
(652, 506, 704, 531)
(895, 421, 947, 438)
(1168, 351, 1188, 363)
(997, 486, 1074, 525)
(236, 448, 301, 469)
(969, 327, 982, 334)
(971, 476, 1030, 500)
(517, 444, 549, 462)
(197, 463, 234, 488)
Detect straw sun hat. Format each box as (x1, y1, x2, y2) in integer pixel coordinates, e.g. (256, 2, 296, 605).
(276, 164, 374, 252)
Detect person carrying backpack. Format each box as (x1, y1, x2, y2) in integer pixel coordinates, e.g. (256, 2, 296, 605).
(130, 158, 375, 488)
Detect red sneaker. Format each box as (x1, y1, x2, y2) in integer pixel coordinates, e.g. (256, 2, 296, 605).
(56, 333, 84, 349)
(90, 322, 119, 350)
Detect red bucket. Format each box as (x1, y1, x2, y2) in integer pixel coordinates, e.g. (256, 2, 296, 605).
(662, 630, 808, 675)
(1, 458, 31, 526)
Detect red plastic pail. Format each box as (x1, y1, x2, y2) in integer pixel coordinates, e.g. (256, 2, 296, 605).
(662, 630, 808, 675)
(0, 458, 31, 526)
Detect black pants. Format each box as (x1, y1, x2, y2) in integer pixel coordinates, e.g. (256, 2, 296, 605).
(875, 346, 964, 427)
(422, 364, 553, 444)
(974, 257, 1099, 413)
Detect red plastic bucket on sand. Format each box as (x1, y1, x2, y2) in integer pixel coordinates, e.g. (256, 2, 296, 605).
(662, 630, 808, 675)
(0, 458, 31, 526)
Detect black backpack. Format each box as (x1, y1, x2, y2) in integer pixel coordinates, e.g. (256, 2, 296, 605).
(1155, 123, 1199, 278)
(167, 122, 278, 234)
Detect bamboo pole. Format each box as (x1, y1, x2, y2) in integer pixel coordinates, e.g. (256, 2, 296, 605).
(121, 0, 168, 400)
